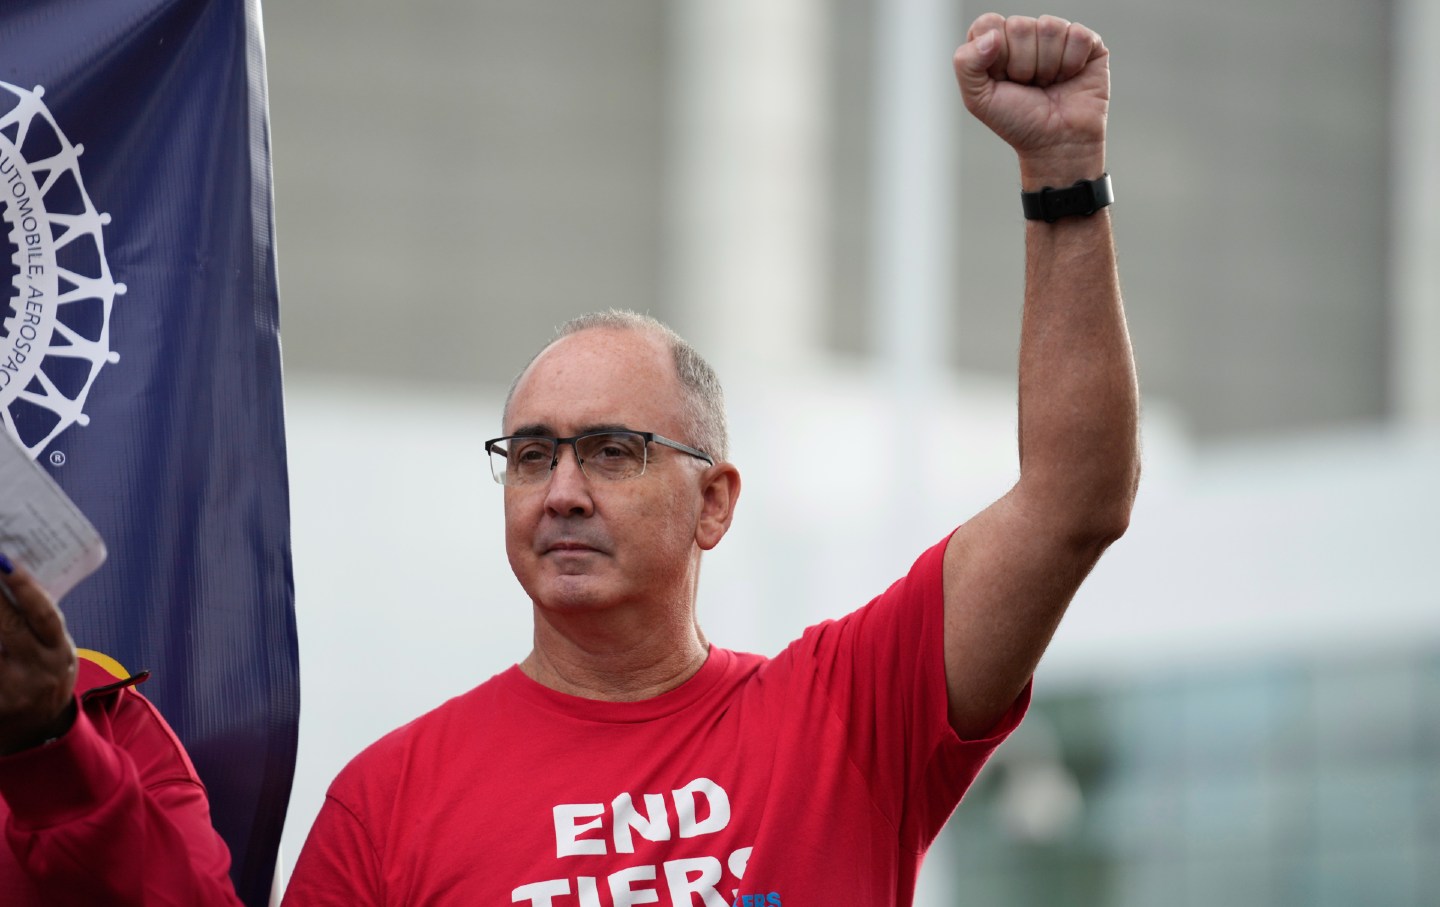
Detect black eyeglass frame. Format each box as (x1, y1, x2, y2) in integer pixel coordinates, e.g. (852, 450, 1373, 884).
(484, 430, 714, 486)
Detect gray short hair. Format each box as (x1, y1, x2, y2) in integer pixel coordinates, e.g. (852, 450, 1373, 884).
(502, 310, 729, 461)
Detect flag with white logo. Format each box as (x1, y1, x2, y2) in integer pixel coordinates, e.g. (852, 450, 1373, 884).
(0, 2, 296, 903)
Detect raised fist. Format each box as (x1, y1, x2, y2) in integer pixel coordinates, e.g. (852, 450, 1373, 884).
(953, 14, 1109, 185)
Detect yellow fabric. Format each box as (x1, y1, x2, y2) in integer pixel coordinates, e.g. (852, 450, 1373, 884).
(76, 648, 130, 681)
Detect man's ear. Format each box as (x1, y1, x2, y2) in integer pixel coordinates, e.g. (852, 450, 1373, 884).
(695, 463, 741, 551)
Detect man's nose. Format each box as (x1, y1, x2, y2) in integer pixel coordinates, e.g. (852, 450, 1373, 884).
(543, 442, 593, 514)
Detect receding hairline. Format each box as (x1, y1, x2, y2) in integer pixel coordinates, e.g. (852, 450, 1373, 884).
(501, 310, 729, 460)
(503, 316, 675, 415)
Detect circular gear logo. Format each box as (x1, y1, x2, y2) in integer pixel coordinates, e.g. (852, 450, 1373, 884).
(0, 81, 124, 461)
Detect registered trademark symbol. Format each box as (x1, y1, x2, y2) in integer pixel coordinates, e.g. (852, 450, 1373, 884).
(49, 450, 66, 467)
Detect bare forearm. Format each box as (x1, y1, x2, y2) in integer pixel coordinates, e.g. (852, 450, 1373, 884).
(1016, 205, 1139, 541)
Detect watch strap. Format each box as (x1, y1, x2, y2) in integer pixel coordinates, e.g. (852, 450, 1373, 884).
(1021, 173, 1114, 222)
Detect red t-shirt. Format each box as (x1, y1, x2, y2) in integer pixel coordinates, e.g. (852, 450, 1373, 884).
(286, 536, 1028, 906)
(0, 654, 241, 907)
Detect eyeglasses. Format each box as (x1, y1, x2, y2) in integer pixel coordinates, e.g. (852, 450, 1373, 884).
(484, 430, 714, 486)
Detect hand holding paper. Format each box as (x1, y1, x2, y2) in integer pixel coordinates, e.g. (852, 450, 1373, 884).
(0, 429, 104, 752)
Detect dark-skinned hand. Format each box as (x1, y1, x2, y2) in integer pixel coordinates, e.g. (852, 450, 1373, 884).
(0, 558, 79, 756)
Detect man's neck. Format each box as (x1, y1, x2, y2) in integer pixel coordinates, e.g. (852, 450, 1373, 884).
(521, 605, 710, 702)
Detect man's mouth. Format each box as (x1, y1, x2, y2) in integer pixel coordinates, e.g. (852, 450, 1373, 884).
(544, 540, 602, 554)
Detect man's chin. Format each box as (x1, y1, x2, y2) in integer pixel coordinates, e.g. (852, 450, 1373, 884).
(537, 576, 615, 611)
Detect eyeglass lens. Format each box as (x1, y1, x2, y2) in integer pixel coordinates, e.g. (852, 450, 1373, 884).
(491, 432, 649, 485)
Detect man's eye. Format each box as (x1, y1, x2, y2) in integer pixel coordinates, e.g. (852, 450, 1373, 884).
(513, 444, 551, 464)
(587, 435, 643, 460)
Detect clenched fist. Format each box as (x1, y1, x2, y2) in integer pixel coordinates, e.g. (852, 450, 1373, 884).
(954, 14, 1109, 189)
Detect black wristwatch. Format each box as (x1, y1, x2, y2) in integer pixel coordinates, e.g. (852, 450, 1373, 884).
(1020, 173, 1113, 223)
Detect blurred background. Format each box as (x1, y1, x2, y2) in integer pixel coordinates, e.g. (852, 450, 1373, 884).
(262, 0, 1439, 903)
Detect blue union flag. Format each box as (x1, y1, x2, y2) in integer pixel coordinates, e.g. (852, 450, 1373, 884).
(0, 1, 297, 903)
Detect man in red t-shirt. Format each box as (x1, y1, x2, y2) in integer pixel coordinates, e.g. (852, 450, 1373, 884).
(287, 13, 1138, 906)
(0, 557, 244, 906)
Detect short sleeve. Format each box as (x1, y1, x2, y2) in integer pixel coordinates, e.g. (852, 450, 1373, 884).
(776, 532, 1028, 849)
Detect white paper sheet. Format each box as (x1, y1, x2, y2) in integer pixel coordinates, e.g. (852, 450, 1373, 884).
(0, 430, 107, 600)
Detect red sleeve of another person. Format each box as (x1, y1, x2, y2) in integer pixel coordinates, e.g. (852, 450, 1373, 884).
(0, 655, 243, 907)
